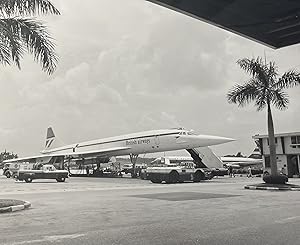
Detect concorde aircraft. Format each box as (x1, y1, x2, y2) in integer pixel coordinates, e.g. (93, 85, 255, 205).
(4, 127, 234, 166)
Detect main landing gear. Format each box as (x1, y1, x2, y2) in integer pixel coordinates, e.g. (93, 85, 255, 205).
(130, 154, 139, 178)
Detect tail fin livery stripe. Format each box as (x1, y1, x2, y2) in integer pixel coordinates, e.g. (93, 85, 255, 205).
(47, 139, 54, 148)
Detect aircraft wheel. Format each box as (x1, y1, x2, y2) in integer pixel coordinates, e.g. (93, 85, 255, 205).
(25, 177, 32, 183)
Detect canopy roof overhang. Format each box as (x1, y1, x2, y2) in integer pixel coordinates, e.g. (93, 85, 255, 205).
(146, 0, 300, 49)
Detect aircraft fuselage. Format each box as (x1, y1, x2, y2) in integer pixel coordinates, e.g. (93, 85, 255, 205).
(43, 128, 234, 158)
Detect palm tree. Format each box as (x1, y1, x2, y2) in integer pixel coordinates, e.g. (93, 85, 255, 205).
(227, 57, 300, 180)
(0, 0, 60, 74)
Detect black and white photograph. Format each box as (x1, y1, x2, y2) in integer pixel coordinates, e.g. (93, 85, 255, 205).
(1, 1, 300, 244)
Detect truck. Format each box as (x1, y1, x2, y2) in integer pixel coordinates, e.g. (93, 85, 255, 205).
(16, 164, 69, 183)
(146, 161, 213, 184)
(121, 163, 147, 175)
(3, 162, 34, 178)
(144, 147, 228, 183)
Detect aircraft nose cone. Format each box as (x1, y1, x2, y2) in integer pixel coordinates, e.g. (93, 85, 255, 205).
(196, 135, 235, 146)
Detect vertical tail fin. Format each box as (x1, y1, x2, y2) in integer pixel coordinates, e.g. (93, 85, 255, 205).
(248, 147, 262, 159)
(44, 127, 56, 151)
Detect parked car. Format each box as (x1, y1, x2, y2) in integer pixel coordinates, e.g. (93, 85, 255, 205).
(16, 164, 68, 183)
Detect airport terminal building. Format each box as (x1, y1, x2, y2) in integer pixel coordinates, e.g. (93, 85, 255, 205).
(253, 132, 300, 177)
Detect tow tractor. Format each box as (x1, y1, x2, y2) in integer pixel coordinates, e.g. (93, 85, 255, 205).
(146, 161, 213, 183)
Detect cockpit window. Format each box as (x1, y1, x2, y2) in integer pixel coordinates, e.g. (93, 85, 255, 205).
(178, 130, 195, 135)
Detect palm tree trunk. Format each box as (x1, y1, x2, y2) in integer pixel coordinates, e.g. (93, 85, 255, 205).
(267, 103, 278, 176)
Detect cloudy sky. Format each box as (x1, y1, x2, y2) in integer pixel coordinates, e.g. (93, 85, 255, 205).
(1, 0, 300, 157)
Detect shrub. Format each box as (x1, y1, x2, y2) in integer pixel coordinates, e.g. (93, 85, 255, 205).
(263, 175, 288, 184)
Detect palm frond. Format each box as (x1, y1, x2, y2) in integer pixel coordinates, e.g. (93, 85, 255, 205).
(237, 57, 268, 85)
(227, 79, 260, 107)
(267, 61, 278, 86)
(0, 0, 60, 16)
(274, 70, 300, 89)
(270, 89, 289, 110)
(18, 18, 58, 74)
(0, 18, 25, 68)
(0, 42, 12, 65)
(254, 88, 267, 111)
(0, 17, 58, 74)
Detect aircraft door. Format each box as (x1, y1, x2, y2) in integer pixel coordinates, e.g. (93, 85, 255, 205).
(287, 155, 299, 177)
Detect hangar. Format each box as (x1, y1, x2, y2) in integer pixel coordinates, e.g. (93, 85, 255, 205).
(146, 0, 300, 49)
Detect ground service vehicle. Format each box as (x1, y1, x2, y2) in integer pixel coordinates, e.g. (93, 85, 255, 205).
(146, 162, 213, 183)
(16, 164, 68, 183)
(2, 163, 13, 178)
(3, 162, 33, 178)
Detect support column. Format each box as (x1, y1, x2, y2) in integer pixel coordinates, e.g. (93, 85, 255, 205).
(67, 157, 71, 175)
(130, 154, 139, 178)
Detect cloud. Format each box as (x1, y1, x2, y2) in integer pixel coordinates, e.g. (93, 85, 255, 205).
(136, 111, 181, 130)
(18, 62, 123, 107)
